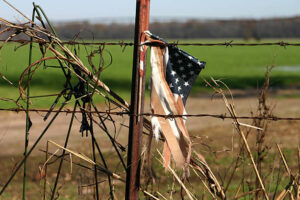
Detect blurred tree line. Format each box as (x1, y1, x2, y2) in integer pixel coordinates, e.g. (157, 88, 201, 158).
(54, 17, 300, 40)
(1, 17, 300, 40)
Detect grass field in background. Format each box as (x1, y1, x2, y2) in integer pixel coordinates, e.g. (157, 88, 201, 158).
(1, 39, 300, 108)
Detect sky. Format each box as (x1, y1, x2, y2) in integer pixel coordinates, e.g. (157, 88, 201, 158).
(0, 0, 300, 23)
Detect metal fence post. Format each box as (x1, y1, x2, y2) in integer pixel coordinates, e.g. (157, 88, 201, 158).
(125, 0, 150, 199)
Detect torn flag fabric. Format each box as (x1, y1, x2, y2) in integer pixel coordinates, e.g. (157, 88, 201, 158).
(145, 31, 206, 168)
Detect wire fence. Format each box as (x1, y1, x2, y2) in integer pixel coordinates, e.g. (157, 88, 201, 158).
(1, 39, 300, 122)
(2, 39, 300, 47)
(1, 108, 299, 121)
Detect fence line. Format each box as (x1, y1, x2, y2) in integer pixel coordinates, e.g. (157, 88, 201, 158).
(1, 39, 300, 121)
(0, 108, 299, 121)
(2, 39, 300, 47)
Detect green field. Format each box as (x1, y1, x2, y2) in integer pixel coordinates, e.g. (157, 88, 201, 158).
(1, 39, 300, 108)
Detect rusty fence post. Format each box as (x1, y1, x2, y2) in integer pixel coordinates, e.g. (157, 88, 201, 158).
(125, 0, 150, 199)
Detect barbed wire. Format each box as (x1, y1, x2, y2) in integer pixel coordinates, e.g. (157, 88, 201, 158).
(1, 39, 300, 121)
(0, 108, 299, 121)
(2, 39, 300, 47)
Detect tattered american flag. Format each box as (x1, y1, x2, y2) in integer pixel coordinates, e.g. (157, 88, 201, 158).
(145, 31, 206, 168)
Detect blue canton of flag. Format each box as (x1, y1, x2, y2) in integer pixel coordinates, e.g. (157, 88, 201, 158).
(147, 33, 206, 105)
(166, 45, 205, 105)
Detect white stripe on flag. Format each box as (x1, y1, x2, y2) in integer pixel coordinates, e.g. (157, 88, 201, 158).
(150, 48, 181, 139)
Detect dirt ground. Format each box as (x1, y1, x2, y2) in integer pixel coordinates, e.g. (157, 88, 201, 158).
(0, 89, 299, 156)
